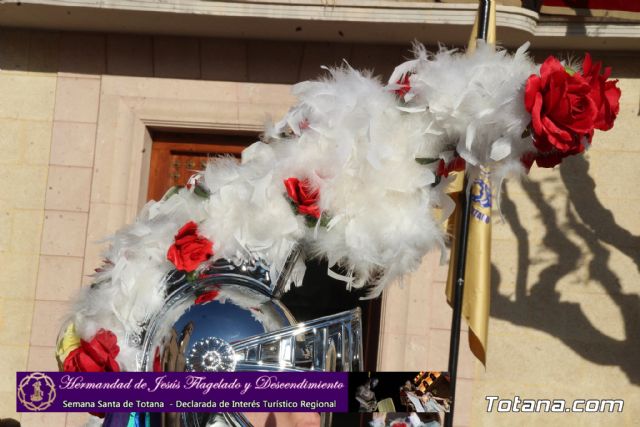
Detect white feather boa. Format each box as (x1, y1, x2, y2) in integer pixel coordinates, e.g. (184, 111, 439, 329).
(65, 43, 543, 370)
(389, 41, 537, 189)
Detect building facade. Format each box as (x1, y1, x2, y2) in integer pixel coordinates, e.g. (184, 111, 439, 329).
(0, 1, 639, 426)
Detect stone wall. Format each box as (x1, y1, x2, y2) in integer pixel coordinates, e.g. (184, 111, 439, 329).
(0, 29, 57, 425)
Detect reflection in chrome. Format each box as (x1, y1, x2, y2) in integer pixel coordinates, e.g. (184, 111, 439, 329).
(232, 308, 362, 372)
(187, 337, 237, 372)
(138, 245, 363, 426)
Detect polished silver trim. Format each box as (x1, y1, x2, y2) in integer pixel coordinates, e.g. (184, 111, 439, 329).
(232, 308, 363, 372)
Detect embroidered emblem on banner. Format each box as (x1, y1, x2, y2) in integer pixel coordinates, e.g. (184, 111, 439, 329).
(470, 168, 491, 223)
(17, 372, 57, 411)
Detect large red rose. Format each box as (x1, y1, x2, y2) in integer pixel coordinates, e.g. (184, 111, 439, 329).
(581, 53, 621, 132)
(63, 329, 120, 372)
(284, 177, 321, 219)
(525, 56, 597, 156)
(167, 221, 214, 272)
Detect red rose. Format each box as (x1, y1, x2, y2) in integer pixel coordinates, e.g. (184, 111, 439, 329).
(394, 74, 411, 97)
(63, 329, 120, 372)
(284, 177, 321, 219)
(581, 53, 621, 132)
(436, 155, 466, 177)
(194, 289, 220, 305)
(167, 221, 214, 272)
(525, 56, 597, 155)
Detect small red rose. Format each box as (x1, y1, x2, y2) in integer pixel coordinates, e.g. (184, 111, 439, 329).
(63, 329, 120, 373)
(394, 74, 411, 97)
(525, 56, 597, 156)
(436, 155, 466, 178)
(167, 221, 214, 272)
(195, 289, 220, 305)
(284, 177, 321, 219)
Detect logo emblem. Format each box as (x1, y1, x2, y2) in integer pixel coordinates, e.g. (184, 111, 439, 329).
(470, 170, 492, 209)
(17, 373, 56, 411)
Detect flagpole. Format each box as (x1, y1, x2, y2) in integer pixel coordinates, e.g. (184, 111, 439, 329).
(445, 2, 492, 426)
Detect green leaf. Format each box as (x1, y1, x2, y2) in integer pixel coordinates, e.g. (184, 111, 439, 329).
(415, 157, 439, 165)
(304, 215, 318, 228)
(193, 183, 211, 198)
(319, 213, 332, 228)
(303, 212, 332, 228)
(185, 271, 199, 283)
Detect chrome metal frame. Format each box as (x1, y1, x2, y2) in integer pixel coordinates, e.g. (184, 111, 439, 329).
(136, 245, 362, 427)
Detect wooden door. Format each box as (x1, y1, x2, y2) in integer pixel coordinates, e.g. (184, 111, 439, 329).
(147, 131, 257, 202)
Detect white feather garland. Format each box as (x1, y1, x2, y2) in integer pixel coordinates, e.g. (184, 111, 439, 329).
(64, 43, 544, 370)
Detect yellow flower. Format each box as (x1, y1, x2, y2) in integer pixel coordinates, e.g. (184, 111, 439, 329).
(55, 323, 80, 370)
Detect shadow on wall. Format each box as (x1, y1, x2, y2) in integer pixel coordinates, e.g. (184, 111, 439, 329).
(491, 155, 640, 385)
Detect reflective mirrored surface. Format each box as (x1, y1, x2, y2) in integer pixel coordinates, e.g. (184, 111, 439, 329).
(138, 268, 363, 427)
